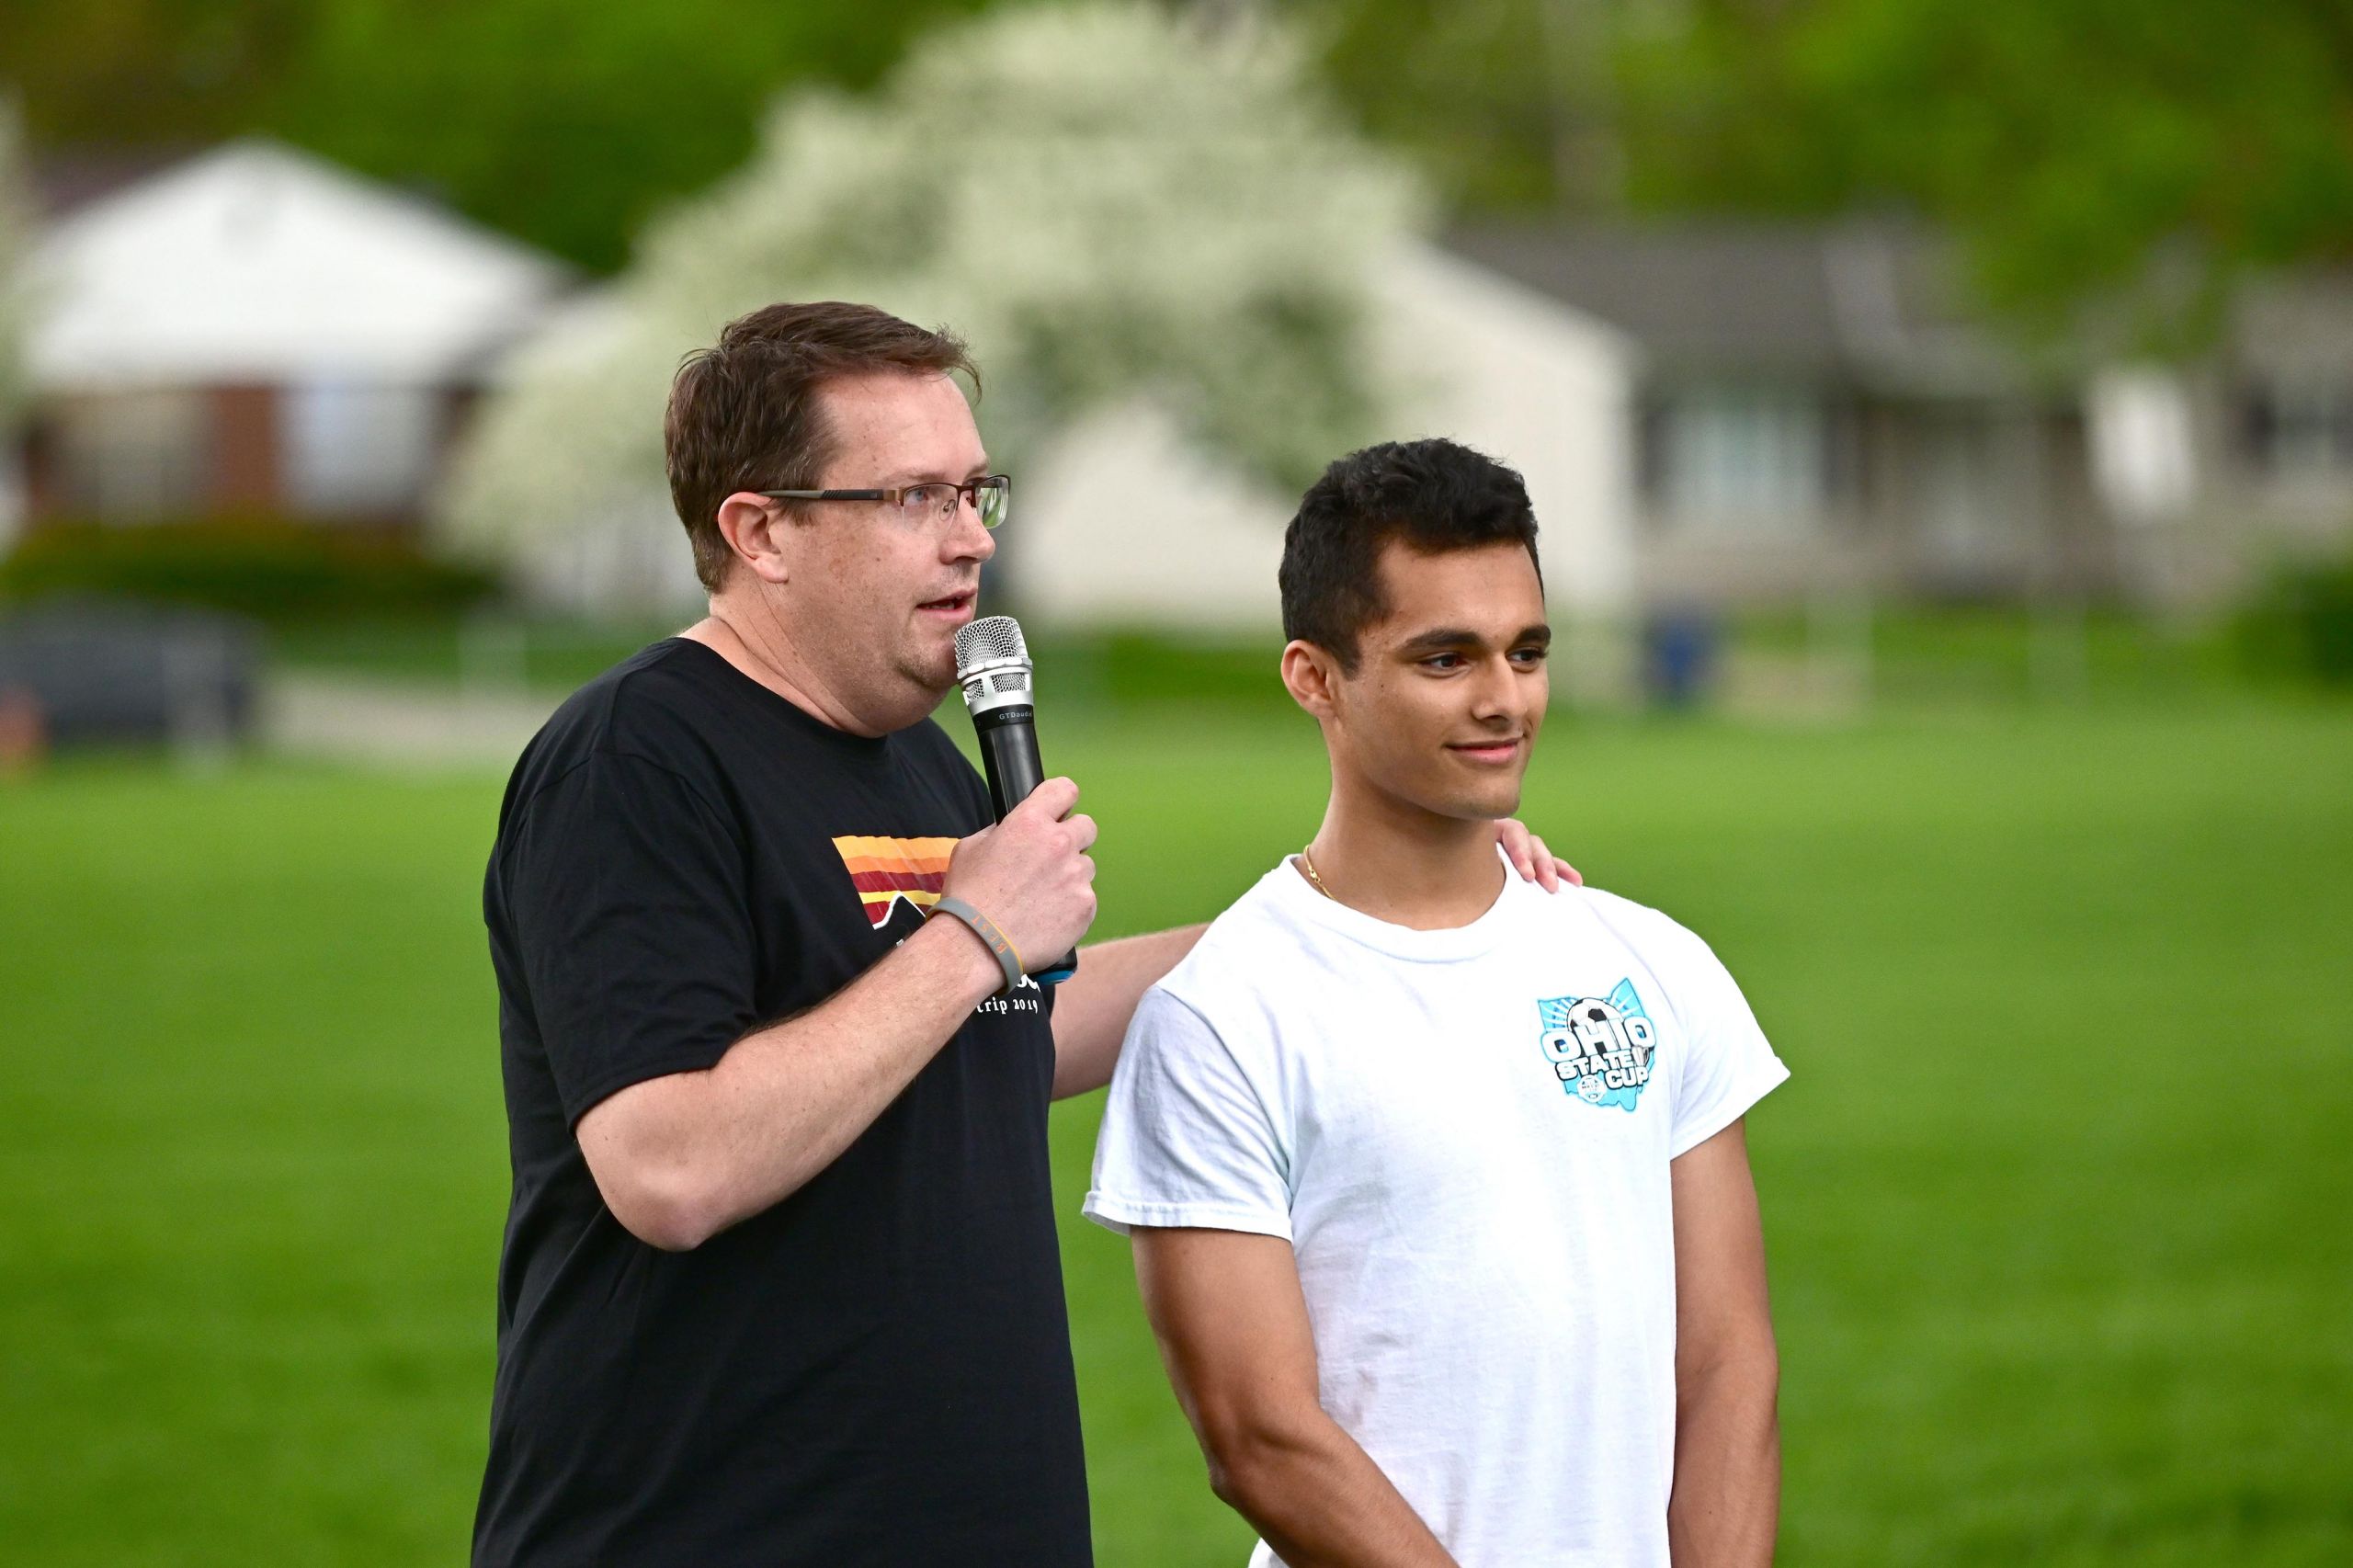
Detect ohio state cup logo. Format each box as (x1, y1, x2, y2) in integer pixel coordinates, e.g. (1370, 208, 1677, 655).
(1537, 981, 1656, 1112)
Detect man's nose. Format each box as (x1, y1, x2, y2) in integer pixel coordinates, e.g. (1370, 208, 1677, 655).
(1469, 657, 1524, 723)
(943, 494, 995, 562)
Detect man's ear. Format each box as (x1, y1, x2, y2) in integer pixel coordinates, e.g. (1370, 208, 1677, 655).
(1280, 639, 1346, 722)
(714, 493, 796, 585)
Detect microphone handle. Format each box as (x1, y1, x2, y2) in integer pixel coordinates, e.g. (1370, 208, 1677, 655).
(972, 706, 1078, 985)
(975, 706, 1045, 819)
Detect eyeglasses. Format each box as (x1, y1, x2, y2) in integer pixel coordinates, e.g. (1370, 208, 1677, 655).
(758, 473, 1010, 530)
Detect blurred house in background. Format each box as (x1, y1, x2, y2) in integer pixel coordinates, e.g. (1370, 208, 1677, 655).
(1453, 222, 2353, 611)
(2215, 276, 2353, 548)
(1455, 222, 2081, 607)
(1023, 222, 2353, 631)
(7, 140, 564, 541)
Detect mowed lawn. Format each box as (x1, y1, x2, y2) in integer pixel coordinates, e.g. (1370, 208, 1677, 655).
(2, 698, 2347, 1565)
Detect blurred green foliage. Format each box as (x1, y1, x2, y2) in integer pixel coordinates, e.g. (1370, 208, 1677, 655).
(267, 614, 685, 690)
(1731, 605, 2249, 706)
(11, 0, 2350, 331)
(1, 0, 994, 271)
(1316, 0, 2353, 339)
(0, 518, 500, 624)
(2234, 551, 2353, 687)
(1315, 0, 1606, 212)
(1610, 0, 2353, 342)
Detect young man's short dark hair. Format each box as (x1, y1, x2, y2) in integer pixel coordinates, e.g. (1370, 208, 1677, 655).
(1279, 437, 1542, 672)
(665, 301, 979, 591)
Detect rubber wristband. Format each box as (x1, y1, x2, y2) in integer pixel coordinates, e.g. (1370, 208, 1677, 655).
(929, 895, 1025, 997)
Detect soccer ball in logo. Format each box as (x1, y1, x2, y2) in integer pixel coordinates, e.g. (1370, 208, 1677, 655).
(1541, 997, 1647, 1074)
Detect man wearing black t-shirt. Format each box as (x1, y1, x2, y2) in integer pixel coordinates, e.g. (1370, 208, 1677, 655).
(472, 302, 1576, 1565)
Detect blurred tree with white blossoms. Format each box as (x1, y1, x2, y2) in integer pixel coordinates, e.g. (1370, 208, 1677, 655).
(437, 0, 1421, 599)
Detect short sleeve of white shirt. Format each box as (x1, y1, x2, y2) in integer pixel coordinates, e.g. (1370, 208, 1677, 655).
(1650, 915, 1789, 1158)
(1085, 986, 1292, 1240)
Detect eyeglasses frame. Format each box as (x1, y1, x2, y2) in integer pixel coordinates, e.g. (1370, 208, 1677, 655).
(756, 473, 1010, 528)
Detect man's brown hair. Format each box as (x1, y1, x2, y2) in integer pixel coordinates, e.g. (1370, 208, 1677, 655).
(664, 301, 979, 591)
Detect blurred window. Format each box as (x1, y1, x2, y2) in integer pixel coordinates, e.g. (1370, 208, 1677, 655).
(1651, 386, 1825, 532)
(51, 390, 209, 519)
(2250, 378, 2353, 479)
(285, 381, 441, 517)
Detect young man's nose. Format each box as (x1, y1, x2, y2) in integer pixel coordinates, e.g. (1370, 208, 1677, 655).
(1468, 657, 1527, 723)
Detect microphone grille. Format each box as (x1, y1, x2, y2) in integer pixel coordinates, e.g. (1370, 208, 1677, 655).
(955, 615, 1028, 676)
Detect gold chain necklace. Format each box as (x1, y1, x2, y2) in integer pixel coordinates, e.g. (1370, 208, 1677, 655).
(1298, 845, 1336, 901)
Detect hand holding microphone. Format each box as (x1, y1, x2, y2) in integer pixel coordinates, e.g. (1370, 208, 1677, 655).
(939, 779, 1097, 991)
(940, 617, 1086, 986)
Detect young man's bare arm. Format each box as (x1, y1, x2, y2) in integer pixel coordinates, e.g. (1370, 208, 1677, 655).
(1667, 1119, 1780, 1567)
(1132, 1227, 1461, 1568)
(1048, 926, 1205, 1098)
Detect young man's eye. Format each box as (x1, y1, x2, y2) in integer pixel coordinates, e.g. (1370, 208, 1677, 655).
(1421, 653, 1464, 671)
(1511, 646, 1550, 666)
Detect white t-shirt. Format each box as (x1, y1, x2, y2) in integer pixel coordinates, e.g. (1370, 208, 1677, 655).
(1086, 858, 1789, 1568)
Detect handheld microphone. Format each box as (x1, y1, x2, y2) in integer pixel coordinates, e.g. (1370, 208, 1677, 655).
(952, 615, 1078, 986)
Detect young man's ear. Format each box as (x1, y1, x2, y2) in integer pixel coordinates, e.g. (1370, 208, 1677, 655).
(1280, 640, 1346, 722)
(714, 493, 796, 585)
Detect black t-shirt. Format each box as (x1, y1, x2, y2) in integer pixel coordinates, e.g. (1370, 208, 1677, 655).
(472, 639, 1090, 1567)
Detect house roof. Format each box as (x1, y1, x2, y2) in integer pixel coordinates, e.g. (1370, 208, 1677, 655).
(1445, 219, 2032, 395)
(27, 139, 568, 392)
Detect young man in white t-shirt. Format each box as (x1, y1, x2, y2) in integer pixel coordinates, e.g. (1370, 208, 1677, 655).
(1086, 438, 1788, 1568)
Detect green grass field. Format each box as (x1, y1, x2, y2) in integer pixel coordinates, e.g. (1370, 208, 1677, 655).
(4, 697, 2349, 1565)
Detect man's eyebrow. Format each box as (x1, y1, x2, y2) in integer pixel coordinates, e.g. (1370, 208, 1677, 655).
(880, 460, 991, 486)
(1394, 626, 1486, 654)
(1393, 623, 1552, 655)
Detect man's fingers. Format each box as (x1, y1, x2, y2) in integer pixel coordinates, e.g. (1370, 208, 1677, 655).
(1557, 857, 1584, 888)
(1524, 831, 1561, 892)
(1017, 776, 1080, 822)
(1497, 818, 1553, 888)
(1066, 812, 1098, 853)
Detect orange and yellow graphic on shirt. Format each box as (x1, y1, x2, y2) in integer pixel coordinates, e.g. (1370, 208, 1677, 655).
(832, 835, 958, 929)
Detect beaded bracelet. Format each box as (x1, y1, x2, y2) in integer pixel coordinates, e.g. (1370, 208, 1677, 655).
(928, 895, 1025, 997)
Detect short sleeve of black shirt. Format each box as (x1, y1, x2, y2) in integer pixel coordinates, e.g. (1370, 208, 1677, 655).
(474, 640, 1090, 1568)
(500, 750, 757, 1122)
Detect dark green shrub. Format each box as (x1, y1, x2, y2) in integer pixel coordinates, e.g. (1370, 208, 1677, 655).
(2236, 551, 2353, 687)
(0, 517, 502, 626)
